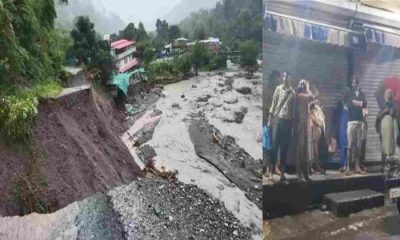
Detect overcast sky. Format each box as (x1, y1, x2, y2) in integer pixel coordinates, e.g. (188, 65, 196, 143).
(96, 0, 182, 30)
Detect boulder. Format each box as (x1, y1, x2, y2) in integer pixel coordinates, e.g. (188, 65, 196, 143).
(209, 98, 223, 108)
(196, 94, 212, 103)
(136, 145, 157, 166)
(236, 87, 252, 95)
(171, 103, 181, 109)
(223, 92, 238, 104)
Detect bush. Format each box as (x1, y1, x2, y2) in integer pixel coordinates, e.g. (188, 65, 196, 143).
(147, 54, 192, 83)
(174, 54, 192, 75)
(208, 53, 227, 71)
(0, 94, 38, 141)
(0, 81, 62, 141)
(240, 40, 259, 78)
(191, 42, 210, 75)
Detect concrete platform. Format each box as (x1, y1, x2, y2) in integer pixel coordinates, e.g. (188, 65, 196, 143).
(263, 172, 385, 219)
(324, 190, 385, 217)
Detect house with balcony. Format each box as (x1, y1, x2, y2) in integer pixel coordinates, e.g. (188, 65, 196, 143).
(110, 39, 140, 73)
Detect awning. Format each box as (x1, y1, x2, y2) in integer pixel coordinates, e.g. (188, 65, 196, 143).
(264, 10, 356, 47)
(365, 25, 400, 48)
(265, 10, 400, 49)
(109, 72, 135, 95)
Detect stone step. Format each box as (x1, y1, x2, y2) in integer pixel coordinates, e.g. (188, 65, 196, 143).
(323, 189, 384, 217)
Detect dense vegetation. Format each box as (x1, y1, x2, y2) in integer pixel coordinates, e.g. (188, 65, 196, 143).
(0, 0, 68, 85)
(179, 0, 262, 50)
(70, 16, 114, 84)
(240, 40, 259, 78)
(0, 0, 68, 141)
(147, 54, 192, 84)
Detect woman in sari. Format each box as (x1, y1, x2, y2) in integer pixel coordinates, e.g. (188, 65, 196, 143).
(376, 89, 398, 171)
(294, 80, 315, 181)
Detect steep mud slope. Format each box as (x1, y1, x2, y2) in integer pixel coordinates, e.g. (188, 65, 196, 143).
(0, 87, 142, 216)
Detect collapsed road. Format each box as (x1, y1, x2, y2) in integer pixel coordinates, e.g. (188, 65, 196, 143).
(0, 177, 251, 240)
(0, 68, 263, 240)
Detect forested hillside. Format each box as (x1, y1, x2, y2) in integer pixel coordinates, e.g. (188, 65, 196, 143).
(55, 0, 126, 35)
(0, 0, 69, 85)
(163, 0, 218, 24)
(179, 0, 262, 49)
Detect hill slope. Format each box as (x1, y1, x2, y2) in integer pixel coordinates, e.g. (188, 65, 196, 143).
(163, 0, 219, 24)
(0, 87, 142, 216)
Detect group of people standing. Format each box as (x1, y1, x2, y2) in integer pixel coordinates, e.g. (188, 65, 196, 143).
(264, 71, 327, 183)
(264, 70, 400, 184)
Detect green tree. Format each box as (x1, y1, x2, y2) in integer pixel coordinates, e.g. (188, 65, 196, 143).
(208, 53, 227, 71)
(70, 16, 97, 65)
(142, 47, 156, 67)
(175, 54, 191, 75)
(194, 25, 206, 40)
(92, 40, 115, 84)
(0, 0, 69, 85)
(121, 22, 137, 41)
(70, 16, 115, 83)
(137, 22, 149, 42)
(191, 43, 210, 76)
(239, 40, 258, 78)
(169, 25, 181, 41)
(156, 19, 169, 44)
(178, 0, 262, 49)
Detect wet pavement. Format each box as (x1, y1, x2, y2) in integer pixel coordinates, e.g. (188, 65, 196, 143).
(265, 204, 400, 240)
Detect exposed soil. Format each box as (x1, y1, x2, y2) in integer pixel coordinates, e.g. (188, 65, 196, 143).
(0, 88, 142, 216)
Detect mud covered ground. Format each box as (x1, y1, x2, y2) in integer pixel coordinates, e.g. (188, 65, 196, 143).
(188, 116, 262, 208)
(265, 204, 400, 240)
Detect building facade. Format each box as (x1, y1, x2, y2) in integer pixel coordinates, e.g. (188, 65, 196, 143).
(111, 39, 139, 73)
(264, 0, 400, 166)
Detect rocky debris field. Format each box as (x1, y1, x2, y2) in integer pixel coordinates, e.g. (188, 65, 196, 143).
(0, 177, 252, 240)
(110, 177, 252, 240)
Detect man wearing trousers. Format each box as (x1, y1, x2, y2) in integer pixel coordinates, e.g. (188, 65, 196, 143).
(268, 71, 296, 181)
(347, 77, 367, 174)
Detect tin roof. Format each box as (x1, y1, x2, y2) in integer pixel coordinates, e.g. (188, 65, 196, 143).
(111, 39, 136, 49)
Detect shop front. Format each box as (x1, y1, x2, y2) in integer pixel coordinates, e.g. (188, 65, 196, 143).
(264, 0, 400, 170)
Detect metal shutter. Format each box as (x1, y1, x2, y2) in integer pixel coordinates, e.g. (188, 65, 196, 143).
(354, 44, 400, 162)
(263, 32, 348, 166)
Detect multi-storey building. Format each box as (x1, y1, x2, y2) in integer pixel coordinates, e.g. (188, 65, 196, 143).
(110, 39, 139, 73)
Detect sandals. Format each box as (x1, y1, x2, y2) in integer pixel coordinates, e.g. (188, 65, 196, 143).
(355, 169, 367, 175)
